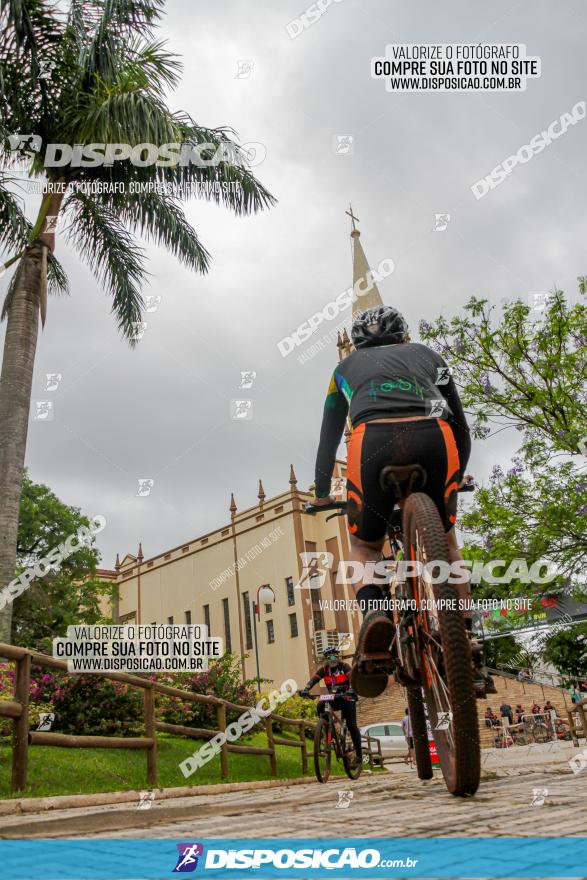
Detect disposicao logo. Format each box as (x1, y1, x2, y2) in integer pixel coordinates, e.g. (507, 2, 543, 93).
(173, 842, 204, 872)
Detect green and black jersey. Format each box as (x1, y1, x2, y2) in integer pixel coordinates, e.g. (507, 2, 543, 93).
(314, 342, 470, 498)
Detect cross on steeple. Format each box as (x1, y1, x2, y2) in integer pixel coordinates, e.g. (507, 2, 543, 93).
(345, 203, 360, 232)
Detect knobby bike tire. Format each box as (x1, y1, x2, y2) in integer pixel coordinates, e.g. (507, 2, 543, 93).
(313, 716, 332, 783)
(403, 492, 480, 797)
(341, 725, 362, 780)
(407, 685, 433, 780)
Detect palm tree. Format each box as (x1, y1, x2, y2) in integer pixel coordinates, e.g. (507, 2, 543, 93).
(0, 0, 275, 641)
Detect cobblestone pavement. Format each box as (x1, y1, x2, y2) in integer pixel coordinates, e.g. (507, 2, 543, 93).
(1, 742, 585, 841)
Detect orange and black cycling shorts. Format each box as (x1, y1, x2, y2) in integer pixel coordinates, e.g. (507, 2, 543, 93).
(346, 418, 461, 541)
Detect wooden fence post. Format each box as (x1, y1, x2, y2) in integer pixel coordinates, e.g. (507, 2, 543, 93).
(299, 719, 308, 774)
(265, 716, 277, 777)
(216, 703, 229, 779)
(143, 684, 157, 788)
(567, 709, 579, 747)
(577, 704, 587, 742)
(12, 653, 31, 793)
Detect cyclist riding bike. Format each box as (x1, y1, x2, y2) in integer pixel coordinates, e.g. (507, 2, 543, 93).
(309, 304, 495, 699)
(301, 648, 362, 763)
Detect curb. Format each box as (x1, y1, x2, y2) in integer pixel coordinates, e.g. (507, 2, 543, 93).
(0, 775, 317, 816)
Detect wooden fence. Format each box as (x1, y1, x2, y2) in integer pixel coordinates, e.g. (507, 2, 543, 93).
(0, 643, 381, 793)
(567, 703, 587, 747)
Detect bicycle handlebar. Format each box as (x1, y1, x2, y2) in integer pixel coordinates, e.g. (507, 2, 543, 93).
(304, 501, 347, 515)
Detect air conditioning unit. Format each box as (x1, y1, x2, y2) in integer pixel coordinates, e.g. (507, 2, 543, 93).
(313, 630, 353, 656)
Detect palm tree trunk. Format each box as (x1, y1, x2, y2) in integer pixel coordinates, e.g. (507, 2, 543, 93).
(0, 186, 63, 644)
(0, 243, 44, 643)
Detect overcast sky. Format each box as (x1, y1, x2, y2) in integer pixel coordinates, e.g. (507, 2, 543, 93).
(2, 0, 586, 567)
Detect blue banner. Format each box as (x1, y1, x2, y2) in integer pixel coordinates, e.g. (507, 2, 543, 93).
(1, 838, 586, 879)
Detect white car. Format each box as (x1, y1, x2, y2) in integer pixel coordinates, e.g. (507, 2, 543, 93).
(360, 721, 407, 758)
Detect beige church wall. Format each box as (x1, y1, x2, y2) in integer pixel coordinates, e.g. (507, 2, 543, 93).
(232, 513, 308, 690)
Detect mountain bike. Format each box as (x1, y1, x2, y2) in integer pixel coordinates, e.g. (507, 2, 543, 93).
(306, 472, 480, 797)
(302, 693, 362, 783)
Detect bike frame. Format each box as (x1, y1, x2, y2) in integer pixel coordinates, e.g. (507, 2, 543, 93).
(315, 695, 351, 759)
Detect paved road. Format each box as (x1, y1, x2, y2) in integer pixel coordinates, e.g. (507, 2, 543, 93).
(1, 742, 585, 840)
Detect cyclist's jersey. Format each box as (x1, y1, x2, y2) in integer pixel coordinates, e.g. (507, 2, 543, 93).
(314, 342, 470, 497)
(305, 662, 352, 695)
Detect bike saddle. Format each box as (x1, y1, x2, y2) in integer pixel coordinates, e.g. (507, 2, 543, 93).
(379, 463, 427, 497)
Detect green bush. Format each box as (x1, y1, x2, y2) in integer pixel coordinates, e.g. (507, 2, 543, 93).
(28, 701, 55, 730)
(155, 653, 258, 730)
(272, 695, 317, 735)
(51, 675, 144, 736)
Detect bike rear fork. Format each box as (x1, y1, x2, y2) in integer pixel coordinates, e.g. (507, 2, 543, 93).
(395, 594, 491, 697)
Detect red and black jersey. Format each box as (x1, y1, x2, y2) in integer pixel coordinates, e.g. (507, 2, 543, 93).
(305, 662, 351, 694)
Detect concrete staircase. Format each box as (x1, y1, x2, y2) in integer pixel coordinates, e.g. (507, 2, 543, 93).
(356, 671, 573, 748)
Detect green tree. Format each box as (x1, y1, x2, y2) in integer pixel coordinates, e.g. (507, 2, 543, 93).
(0, 0, 275, 641)
(11, 471, 110, 647)
(420, 281, 587, 588)
(542, 624, 587, 680)
(482, 634, 525, 671)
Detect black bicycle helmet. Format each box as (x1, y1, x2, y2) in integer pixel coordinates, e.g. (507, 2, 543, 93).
(322, 648, 341, 664)
(351, 305, 409, 348)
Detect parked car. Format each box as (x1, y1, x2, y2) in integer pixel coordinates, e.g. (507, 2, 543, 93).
(360, 721, 407, 758)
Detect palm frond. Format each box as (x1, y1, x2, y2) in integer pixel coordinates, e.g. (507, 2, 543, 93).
(59, 87, 180, 148)
(121, 37, 182, 96)
(47, 251, 69, 296)
(64, 192, 146, 341)
(0, 178, 29, 253)
(0, 258, 21, 320)
(0, 0, 65, 131)
(107, 190, 210, 273)
(76, 0, 165, 83)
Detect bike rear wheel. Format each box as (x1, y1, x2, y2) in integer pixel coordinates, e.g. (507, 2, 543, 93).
(341, 725, 362, 780)
(533, 723, 550, 744)
(313, 716, 332, 783)
(407, 685, 433, 779)
(403, 492, 480, 797)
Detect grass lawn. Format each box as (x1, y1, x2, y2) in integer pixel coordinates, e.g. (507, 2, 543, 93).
(0, 730, 349, 799)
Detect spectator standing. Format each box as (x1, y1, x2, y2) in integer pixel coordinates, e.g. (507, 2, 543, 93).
(401, 708, 415, 766)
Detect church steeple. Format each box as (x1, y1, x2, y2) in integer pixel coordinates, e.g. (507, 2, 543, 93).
(346, 204, 384, 319)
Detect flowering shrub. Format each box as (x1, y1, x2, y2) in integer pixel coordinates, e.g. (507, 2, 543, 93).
(0, 662, 14, 700)
(28, 701, 55, 730)
(30, 669, 63, 704)
(51, 675, 144, 736)
(0, 663, 64, 734)
(0, 654, 260, 738)
(156, 653, 257, 730)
